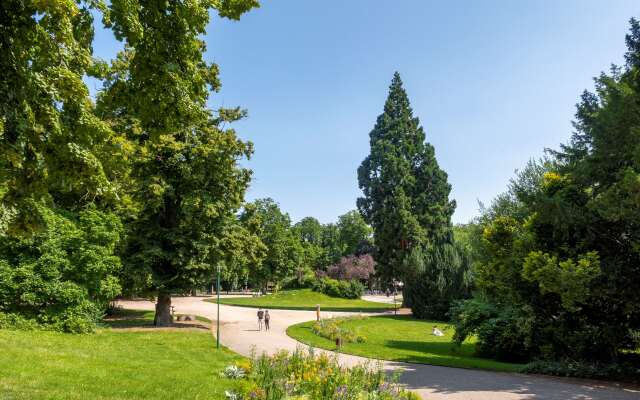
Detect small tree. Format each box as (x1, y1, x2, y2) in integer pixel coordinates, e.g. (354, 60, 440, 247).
(240, 199, 303, 291)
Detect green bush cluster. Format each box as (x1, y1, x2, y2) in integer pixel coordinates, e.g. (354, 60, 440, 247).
(312, 277, 364, 299)
(522, 359, 640, 383)
(312, 317, 367, 344)
(227, 348, 419, 400)
(450, 20, 640, 370)
(0, 207, 123, 333)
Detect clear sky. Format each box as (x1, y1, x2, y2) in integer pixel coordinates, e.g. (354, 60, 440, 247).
(91, 1, 638, 224)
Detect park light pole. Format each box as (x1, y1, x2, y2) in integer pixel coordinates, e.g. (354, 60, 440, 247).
(216, 263, 221, 350)
(392, 279, 397, 315)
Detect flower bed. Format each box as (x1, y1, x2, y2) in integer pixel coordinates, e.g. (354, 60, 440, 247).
(223, 348, 418, 400)
(312, 316, 367, 344)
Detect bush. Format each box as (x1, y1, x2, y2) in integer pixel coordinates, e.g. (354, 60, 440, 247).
(312, 277, 364, 299)
(522, 359, 640, 383)
(450, 299, 533, 363)
(0, 206, 123, 333)
(325, 254, 375, 281)
(226, 348, 419, 400)
(312, 316, 367, 344)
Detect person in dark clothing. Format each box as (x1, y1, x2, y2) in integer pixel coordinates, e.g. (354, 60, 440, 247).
(257, 308, 264, 331)
(264, 310, 270, 331)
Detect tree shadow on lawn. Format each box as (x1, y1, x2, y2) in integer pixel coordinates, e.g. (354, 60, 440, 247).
(382, 339, 477, 359)
(103, 309, 209, 330)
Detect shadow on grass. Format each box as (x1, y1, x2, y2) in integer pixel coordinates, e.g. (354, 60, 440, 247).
(383, 339, 475, 357)
(103, 309, 209, 330)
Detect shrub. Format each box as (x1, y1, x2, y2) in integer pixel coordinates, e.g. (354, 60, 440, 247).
(312, 277, 364, 299)
(450, 299, 533, 362)
(0, 206, 123, 333)
(227, 348, 419, 400)
(326, 254, 375, 281)
(312, 316, 367, 344)
(522, 359, 640, 382)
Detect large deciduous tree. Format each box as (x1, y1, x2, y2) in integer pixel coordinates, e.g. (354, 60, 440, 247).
(97, 0, 259, 325)
(0, 0, 126, 331)
(357, 73, 461, 307)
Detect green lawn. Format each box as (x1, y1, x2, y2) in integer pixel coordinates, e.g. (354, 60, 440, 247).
(211, 288, 396, 312)
(287, 315, 523, 372)
(0, 310, 242, 399)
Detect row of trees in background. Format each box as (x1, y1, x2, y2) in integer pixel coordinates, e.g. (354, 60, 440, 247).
(218, 198, 374, 293)
(449, 20, 640, 369)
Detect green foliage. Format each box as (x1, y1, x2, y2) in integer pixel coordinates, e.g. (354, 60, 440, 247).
(454, 19, 640, 364)
(337, 210, 373, 257)
(522, 359, 640, 382)
(230, 349, 418, 400)
(358, 73, 456, 286)
(312, 316, 368, 344)
(0, 0, 123, 232)
(97, 0, 260, 312)
(240, 198, 303, 290)
(312, 277, 364, 299)
(0, 206, 123, 332)
(450, 299, 533, 362)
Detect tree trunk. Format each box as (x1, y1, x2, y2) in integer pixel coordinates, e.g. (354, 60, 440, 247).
(154, 291, 173, 326)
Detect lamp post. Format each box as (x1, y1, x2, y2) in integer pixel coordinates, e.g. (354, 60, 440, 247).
(216, 263, 221, 350)
(392, 279, 397, 315)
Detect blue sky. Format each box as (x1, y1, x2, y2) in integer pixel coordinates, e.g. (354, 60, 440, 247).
(91, 1, 638, 224)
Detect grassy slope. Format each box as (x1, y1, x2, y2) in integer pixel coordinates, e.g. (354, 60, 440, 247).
(0, 311, 241, 400)
(287, 315, 523, 372)
(212, 289, 396, 312)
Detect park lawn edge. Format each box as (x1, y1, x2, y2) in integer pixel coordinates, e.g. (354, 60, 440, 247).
(286, 318, 524, 374)
(206, 289, 396, 312)
(206, 299, 394, 313)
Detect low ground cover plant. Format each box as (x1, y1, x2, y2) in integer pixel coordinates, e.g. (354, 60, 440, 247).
(312, 316, 367, 344)
(312, 277, 364, 299)
(224, 348, 419, 400)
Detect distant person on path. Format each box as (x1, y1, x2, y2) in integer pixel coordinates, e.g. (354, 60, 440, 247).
(432, 326, 444, 337)
(257, 308, 264, 331)
(264, 310, 270, 331)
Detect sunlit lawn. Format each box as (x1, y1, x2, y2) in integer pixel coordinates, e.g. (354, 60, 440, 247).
(0, 310, 241, 400)
(287, 315, 523, 372)
(211, 288, 396, 312)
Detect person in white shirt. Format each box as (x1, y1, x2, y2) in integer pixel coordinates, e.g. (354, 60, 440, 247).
(432, 326, 444, 337)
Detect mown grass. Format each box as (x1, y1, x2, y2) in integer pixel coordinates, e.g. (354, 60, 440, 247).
(0, 310, 242, 399)
(210, 288, 395, 312)
(287, 315, 523, 373)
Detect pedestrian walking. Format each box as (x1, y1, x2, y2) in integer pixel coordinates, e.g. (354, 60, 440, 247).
(257, 308, 264, 331)
(264, 310, 270, 331)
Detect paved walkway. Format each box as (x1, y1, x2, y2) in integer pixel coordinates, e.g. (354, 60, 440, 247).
(118, 297, 639, 400)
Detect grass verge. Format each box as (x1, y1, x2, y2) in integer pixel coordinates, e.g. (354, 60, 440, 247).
(287, 314, 523, 372)
(210, 289, 396, 312)
(0, 310, 242, 399)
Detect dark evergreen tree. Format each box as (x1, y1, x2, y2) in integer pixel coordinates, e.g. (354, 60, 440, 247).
(358, 73, 466, 318)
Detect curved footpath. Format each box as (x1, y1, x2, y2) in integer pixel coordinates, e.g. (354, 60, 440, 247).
(118, 297, 639, 400)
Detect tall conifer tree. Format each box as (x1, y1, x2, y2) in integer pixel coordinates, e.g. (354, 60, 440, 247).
(358, 73, 461, 314)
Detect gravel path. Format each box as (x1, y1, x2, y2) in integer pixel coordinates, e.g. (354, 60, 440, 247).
(118, 296, 639, 400)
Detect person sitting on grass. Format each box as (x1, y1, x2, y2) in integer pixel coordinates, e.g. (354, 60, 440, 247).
(432, 326, 444, 337)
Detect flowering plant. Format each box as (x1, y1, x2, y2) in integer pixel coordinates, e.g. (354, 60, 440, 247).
(224, 348, 418, 400)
